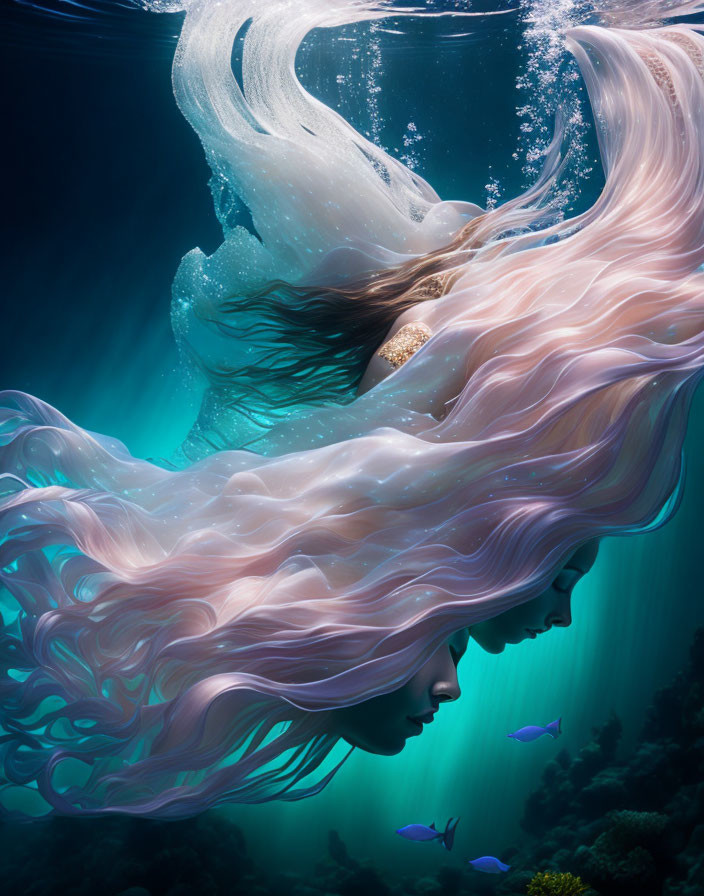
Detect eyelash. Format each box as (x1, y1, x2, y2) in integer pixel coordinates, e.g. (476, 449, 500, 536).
(449, 646, 459, 665)
(553, 570, 580, 594)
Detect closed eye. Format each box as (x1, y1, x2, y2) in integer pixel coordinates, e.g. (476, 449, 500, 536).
(553, 569, 581, 594)
(449, 628, 470, 666)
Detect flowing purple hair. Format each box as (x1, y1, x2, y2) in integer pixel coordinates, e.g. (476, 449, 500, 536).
(2, 1, 704, 819)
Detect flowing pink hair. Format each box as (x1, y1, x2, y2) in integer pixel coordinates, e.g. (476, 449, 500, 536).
(2, 4, 704, 818)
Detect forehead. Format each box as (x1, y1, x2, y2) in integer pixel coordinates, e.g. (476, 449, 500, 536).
(566, 539, 600, 574)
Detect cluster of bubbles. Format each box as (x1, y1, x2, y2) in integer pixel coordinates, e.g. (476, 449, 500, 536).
(366, 21, 387, 149)
(423, 0, 480, 11)
(400, 121, 424, 171)
(296, 0, 597, 221)
(12, 0, 640, 227)
(297, 20, 387, 151)
(484, 174, 504, 211)
(297, 16, 427, 182)
(513, 0, 596, 219)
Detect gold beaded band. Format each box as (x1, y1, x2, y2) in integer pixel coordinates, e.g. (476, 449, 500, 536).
(412, 274, 446, 300)
(377, 322, 433, 369)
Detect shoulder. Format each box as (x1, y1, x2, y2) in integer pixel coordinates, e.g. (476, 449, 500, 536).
(357, 316, 434, 395)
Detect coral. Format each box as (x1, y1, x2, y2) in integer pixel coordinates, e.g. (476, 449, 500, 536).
(509, 628, 704, 896)
(642, 628, 704, 743)
(571, 810, 669, 894)
(597, 809, 668, 853)
(568, 742, 606, 788)
(594, 714, 622, 759)
(577, 769, 628, 816)
(521, 714, 626, 835)
(526, 871, 589, 896)
(571, 808, 670, 894)
(622, 740, 684, 809)
(574, 841, 658, 894)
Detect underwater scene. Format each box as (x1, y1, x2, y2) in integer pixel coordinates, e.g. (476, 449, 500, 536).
(3, 1, 704, 895)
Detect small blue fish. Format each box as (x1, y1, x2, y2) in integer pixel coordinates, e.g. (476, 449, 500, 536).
(468, 856, 511, 873)
(395, 816, 460, 851)
(507, 717, 562, 742)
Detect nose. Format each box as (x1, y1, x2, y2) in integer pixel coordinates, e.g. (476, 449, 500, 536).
(434, 689, 460, 704)
(431, 665, 462, 703)
(546, 593, 572, 628)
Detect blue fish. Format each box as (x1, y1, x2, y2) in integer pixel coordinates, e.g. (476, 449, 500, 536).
(468, 856, 511, 873)
(395, 816, 460, 851)
(507, 717, 561, 742)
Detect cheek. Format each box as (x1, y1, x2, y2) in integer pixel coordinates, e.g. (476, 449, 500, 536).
(515, 595, 553, 627)
(397, 672, 429, 708)
(484, 602, 541, 643)
(471, 619, 507, 652)
(374, 683, 417, 722)
(401, 649, 452, 702)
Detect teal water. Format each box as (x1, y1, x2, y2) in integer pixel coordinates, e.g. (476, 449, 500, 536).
(3, 1, 704, 890)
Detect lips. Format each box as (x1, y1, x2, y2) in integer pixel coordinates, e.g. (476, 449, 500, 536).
(408, 711, 436, 726)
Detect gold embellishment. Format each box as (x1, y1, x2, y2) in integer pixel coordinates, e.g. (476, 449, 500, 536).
(412, 274, 446, 301)
(377, 322, 433, 369)
(637, 47, 679, 106)
(661, 32, 704, 80)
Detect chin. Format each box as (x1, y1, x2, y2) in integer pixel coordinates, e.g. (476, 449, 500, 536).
(379, 742, 406, 756)
(342, 735, 406, 756)
(361, 742, 406, 756)
(470, 627, 507, 654)
(474, 637, 506, 655)
(373, 734, 407, 756)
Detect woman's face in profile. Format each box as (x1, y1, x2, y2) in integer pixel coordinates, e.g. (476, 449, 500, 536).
(470, 540, 600, 654)
(330, 627, 470, 756)
(330, 540, 599, 755)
